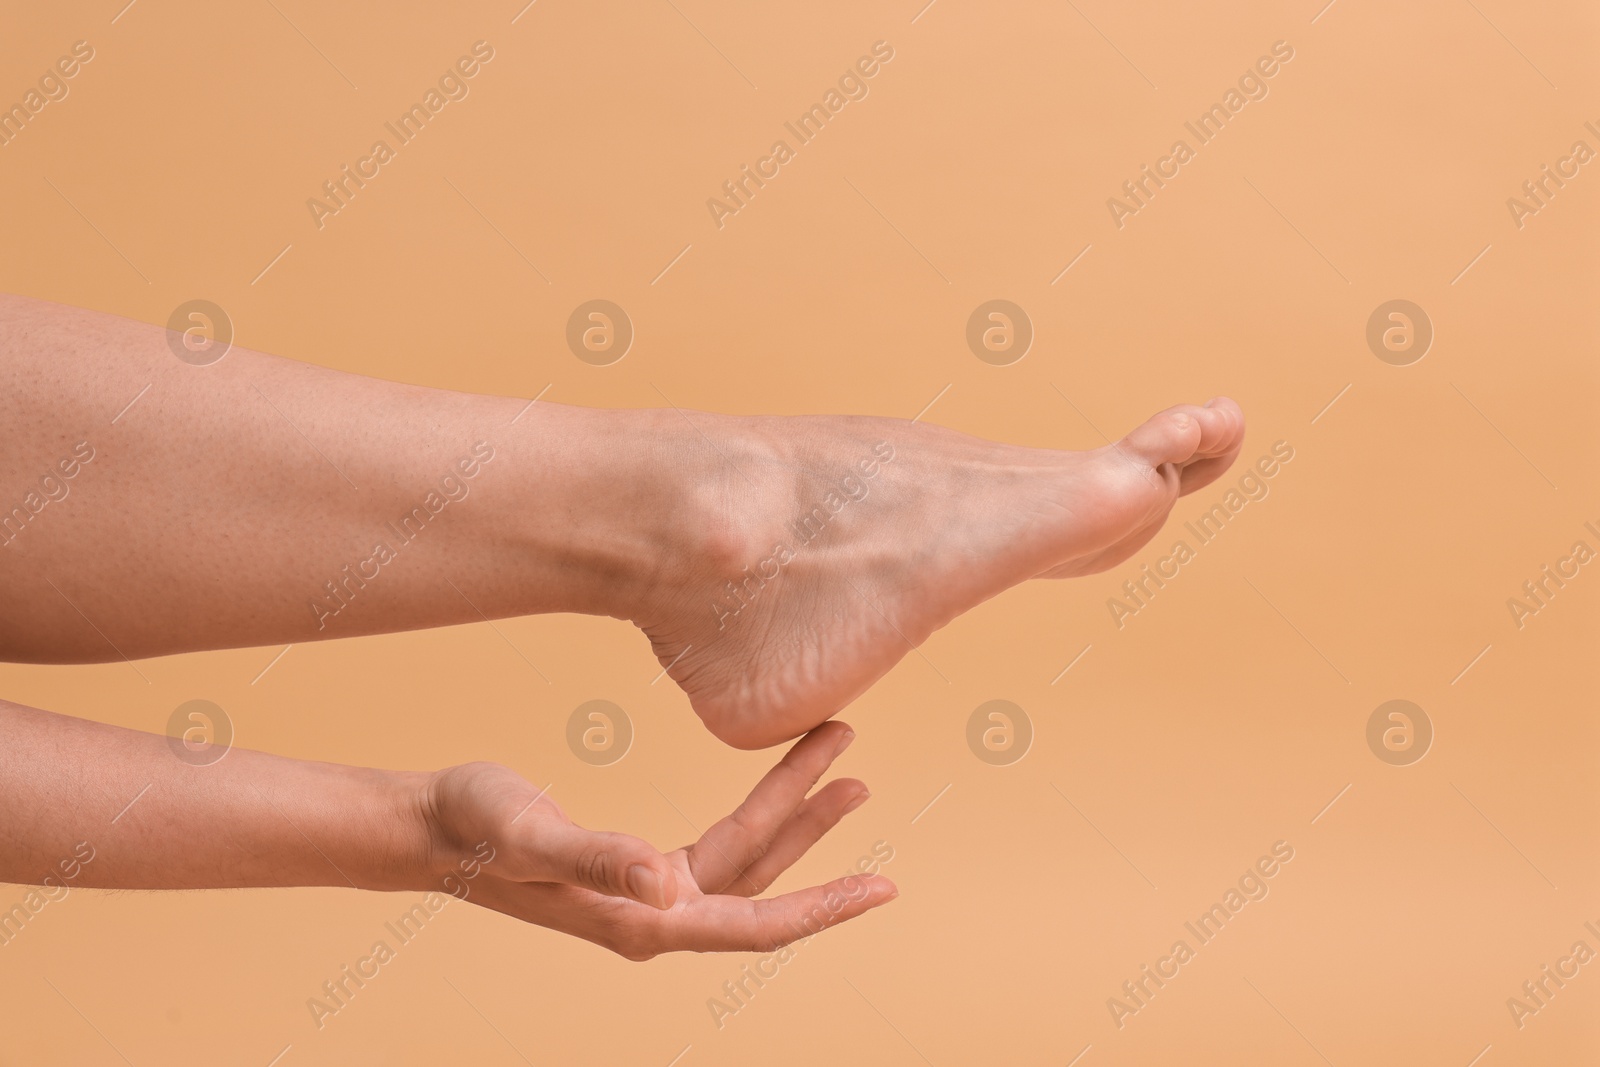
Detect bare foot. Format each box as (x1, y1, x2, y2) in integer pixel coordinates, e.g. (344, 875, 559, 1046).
(0, 295, 1241, 728)
(630, 399, 1245, 748)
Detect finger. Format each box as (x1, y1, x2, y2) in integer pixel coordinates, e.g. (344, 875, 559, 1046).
(688, 721, 855, 894)
(467, 871, 897, 961)
(528, 820, 678, 910)
(657, 873, 898, 954)
(724, 778, 870, 897)
(454, 878, 668, 962)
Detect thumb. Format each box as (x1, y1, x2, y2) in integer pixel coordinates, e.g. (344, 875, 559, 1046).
(532, 821, 678, 910)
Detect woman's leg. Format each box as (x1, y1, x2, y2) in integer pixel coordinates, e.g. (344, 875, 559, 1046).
(0, 293, 1244, 747)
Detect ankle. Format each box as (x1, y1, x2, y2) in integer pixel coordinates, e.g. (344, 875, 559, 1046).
(496, 404, 770, 624)
(628, 417, 788, 628)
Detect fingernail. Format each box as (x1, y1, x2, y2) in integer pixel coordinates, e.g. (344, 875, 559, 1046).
(1204, 397, 1219, 408)
(833, 728, 856, 759)
(626, 864, 667, 909)
(842, 789, 871, 815)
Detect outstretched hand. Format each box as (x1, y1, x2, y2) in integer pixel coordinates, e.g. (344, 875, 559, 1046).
(421, 721, 896, 959)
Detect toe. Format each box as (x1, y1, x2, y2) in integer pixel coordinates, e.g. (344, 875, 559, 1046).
(1117, 405, 1205, 469)
(1114, 397, 1245, 496)
(1175, 397, 1245, 494)
(1122, 399, 1244, 464)
(1195, 396, 1245, 457)
(1120, 406, 1196, 470)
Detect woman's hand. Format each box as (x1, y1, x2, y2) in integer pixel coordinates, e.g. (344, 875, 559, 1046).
(420, 721, 896, 959)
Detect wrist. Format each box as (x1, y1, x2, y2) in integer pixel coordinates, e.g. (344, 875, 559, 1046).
(371, 767, 451, 893)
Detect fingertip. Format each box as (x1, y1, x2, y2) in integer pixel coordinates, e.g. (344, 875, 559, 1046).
(794, 720, 855, 763)
(841, 786, 871, 816)
(654, 864, 680, 909)
(626, 861, 676, 910)
(841, 872, 898, 907)
(808, 719, 854, 759)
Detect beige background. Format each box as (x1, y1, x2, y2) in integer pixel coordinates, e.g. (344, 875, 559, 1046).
(1, 0, 1596, 1063)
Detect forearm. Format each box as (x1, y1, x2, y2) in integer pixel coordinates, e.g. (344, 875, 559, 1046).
(0, 294, 699, 660)
(0, 697, 435, 892)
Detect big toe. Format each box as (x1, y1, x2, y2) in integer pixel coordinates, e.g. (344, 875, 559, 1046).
(1118, 397, 1244, 494)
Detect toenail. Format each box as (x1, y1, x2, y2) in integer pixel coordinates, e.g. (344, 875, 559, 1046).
(1173, 413, 1191, 431)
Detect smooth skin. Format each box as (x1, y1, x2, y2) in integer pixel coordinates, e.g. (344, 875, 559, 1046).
(0, 294, 1246, 749)
(0, 293, 1244, 954)
(0, 700, 890, 959)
